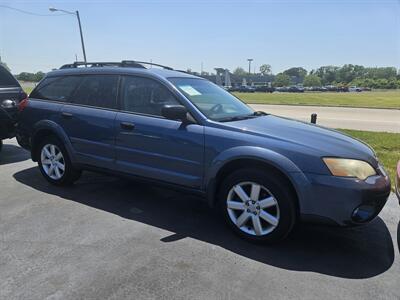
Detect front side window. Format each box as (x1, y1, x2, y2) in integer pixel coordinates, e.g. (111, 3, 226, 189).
(30, 76, 81, 102)
(168, 77, 254, 121)
(71, 75, 119, 109)
(122, 76, 179, 116)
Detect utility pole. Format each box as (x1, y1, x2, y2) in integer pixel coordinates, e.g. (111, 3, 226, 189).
(247, 58, 253, 74)
(75, 10, 87, 63)
(49, 7, 87, 63)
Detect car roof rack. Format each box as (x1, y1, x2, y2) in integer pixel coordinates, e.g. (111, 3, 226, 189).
(59, 60, 174, 70)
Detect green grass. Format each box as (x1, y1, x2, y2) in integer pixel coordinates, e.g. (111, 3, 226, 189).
(23, 86, 33, 94)
(339, 129, 399, 187)
(234, 91, 400, 109)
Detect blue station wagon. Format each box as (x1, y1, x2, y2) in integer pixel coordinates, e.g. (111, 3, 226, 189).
(16, 61, 391, 243)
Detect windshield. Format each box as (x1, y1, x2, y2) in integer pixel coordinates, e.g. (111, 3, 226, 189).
(168, 77, 254, 121)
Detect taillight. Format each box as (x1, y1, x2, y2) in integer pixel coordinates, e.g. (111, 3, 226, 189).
(18, 97, 29, 112)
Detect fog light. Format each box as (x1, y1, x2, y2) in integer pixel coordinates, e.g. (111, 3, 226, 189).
(352, 205, 376, 223)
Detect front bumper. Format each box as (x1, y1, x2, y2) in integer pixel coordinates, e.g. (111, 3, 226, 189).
(300, 167, 391, 226)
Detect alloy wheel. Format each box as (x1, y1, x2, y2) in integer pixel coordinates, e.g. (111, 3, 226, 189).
(40, 144, 65, 180)
(226, 181, 280, 236)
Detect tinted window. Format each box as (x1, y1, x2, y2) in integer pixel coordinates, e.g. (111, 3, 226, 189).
(0, 66, 19, 87)
(122, 76, 179, 116)
(71, 75, 118, 109)
(30, 76, 81, 102)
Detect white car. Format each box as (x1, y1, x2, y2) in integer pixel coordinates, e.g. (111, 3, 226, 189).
(349, 86, 362, 92)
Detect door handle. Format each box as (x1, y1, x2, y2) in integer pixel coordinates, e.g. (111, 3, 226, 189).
(120, 122, 135, 130)
(61, 112, 73, 119)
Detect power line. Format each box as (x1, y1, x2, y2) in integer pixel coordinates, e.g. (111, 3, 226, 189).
(0, 5, 68, 16)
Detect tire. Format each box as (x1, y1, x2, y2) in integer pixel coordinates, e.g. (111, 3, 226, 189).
(218, 168, 296, 244)
(37, 136, 81, 186)
(0, 140, 3, 152)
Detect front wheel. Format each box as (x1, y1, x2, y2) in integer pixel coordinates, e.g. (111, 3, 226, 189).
(219, 168, 297, 243)
(38, 136, 81, 186)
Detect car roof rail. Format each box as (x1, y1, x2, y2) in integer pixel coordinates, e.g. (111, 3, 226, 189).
(59, 60, 174, 70)
(121, 60, 174, 70)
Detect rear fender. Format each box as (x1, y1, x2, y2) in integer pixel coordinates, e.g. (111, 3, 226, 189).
(31, 120, 76, 164)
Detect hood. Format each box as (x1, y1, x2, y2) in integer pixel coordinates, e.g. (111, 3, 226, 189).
(220, 115, 377, 166)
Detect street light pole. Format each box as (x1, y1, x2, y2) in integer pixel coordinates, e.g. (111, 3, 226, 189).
(49, 7, 87, 63)
(247, 58, 253, 74)
(75, 10, 87, 63)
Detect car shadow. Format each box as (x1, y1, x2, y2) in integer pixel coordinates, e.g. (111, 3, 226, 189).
(0, 143, 30, 165)
(13, 167, 395, 279)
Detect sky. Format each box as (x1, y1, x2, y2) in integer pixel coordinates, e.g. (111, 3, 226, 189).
(0, 0, 399, 74)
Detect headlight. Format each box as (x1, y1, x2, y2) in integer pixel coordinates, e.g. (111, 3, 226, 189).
(323, 158, 376, 180)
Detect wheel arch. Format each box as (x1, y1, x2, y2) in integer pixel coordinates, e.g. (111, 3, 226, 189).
(205, 147, 308, 213)
(31, 120, 75, 163)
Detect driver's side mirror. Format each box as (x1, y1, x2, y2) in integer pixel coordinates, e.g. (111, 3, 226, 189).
(161, 105, 190, 122)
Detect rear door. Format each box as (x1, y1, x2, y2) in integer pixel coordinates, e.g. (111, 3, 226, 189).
(115, 76, 204, 188)
(60, 75, 119, 169)
(18, 76, 82, 143)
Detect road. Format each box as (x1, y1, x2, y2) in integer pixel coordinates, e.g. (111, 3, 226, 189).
(250, 104, 400, 133)
(1, 138, 399, 299)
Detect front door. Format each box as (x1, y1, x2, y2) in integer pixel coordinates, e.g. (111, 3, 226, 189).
(115, 76, 204, 188)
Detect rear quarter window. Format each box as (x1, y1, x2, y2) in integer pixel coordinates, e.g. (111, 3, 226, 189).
(30, 76, 82, 102)
(0, 66, 19, 87)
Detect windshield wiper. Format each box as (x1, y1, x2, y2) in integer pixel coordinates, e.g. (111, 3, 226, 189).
(218, 114, 256, 122)
(217, 111, 268, 122)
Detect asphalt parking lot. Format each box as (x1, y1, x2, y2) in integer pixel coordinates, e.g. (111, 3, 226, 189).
(1, 138, 399, 300)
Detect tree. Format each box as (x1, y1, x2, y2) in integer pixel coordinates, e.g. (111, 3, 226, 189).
(233, 67, 247, 76)
(34, 71, 45, 82)
(336, 64, 365, 83)
(311, 66, 339, 85)
(259, 64, 271, 75)
(16, 71, 45, 82)
(283, 67, 307, 78)
(273, 73, 291, 87)
(303, 74, 322, 87)
(364, 67, 397, 79)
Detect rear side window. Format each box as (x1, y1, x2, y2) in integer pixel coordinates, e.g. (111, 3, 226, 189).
(122, 76, 179, 116)
(71, 75, 118, 109)
(30, 76, 81, 102)
(0, 66, 19, 87)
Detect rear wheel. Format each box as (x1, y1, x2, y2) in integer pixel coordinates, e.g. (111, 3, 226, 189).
(38, 136, 81, 185)
(219, 168, 296, 243)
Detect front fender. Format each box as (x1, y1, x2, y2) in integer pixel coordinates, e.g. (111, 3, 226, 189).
(205, 146, 311, 208)
(31, 120, 76, 164)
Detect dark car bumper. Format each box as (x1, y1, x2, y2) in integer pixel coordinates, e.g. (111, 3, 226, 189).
(300, 167, 391, 226)
(0, 107, 18, 140)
